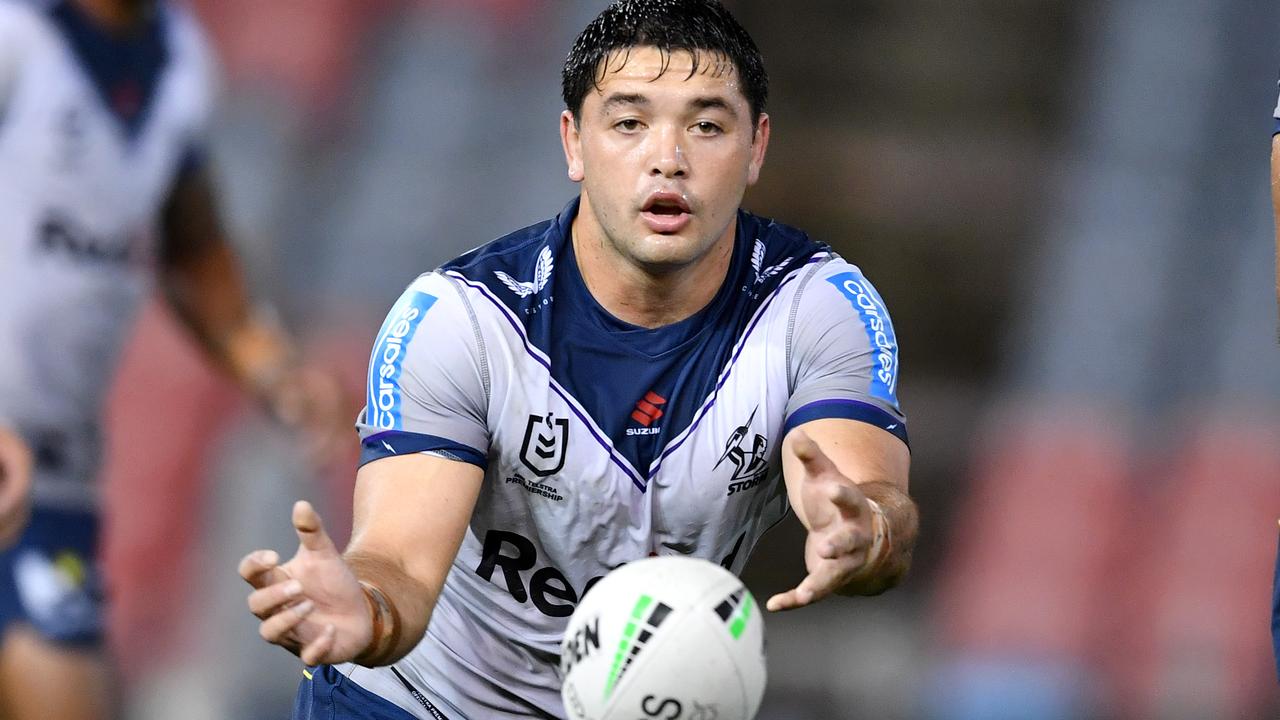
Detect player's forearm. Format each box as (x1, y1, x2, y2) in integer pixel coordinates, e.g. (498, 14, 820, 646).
(344, 550, 440, 666)
(838, 480, 918, 597)
(160, 242, 296, 402)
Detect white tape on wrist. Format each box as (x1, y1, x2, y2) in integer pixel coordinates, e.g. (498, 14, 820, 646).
(863, 498, 892, 573)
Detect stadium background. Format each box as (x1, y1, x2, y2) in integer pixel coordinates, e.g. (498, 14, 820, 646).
(85, 1, 1279, 718)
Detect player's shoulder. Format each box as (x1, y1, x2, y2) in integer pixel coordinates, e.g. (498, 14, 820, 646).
(437, 200, 571, 321)
(440, 210, 563, 284)
(782, 239, 888, 310)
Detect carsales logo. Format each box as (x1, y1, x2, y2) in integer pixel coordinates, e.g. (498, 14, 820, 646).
(827, 272, 899, 406)
(368, 291, 437, 429)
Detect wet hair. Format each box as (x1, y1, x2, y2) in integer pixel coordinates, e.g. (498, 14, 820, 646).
(562, 0, 768, 125)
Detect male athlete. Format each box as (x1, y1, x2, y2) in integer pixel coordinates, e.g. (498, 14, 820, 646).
(242, 2, 919, 718)
(0, 1, 346, 718)
(1272, 85, 1280, 682)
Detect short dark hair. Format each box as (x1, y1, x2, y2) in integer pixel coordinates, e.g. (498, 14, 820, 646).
(562, 0, 768, 125)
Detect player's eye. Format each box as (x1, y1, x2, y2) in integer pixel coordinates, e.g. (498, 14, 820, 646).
(691, 121, 723, 135)
(615, 118, 644, 132)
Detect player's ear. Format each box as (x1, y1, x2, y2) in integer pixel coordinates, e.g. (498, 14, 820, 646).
(747, 113, 770, 186)
(560, 110, 585, 183)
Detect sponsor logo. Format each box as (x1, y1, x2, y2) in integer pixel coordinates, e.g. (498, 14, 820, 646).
(475, 529, 610, 618)
(639, 695, 684, 718)
(628, 390, 666, 434)
(715, 407, 770, 496)
(37, 212, 144, 266)
(368, 291, 437, 430)
(560, 617, 601, 675)
(505, 472, 564, 502)
(494, 245, 554, 298)
(826, 272, 900, 406)
(750, 238, 788, 285)
(520, 413, 569, 477)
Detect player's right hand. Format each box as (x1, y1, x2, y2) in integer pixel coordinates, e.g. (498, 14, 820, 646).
(0, 425, 33, 549)
(239, 500, 372, 665)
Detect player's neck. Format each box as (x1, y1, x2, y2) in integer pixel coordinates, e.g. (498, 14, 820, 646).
(73, 0, 152, 34)
(571, 208, 735, 330)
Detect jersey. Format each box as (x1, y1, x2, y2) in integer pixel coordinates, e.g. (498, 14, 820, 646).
(335, 198, 909, 719)
(0, 0, 215, 511)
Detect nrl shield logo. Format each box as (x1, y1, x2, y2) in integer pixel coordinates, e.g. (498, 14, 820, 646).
(520, 412, 569, 477)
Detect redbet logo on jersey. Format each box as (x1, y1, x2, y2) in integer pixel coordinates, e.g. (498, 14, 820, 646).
(559, 556, 766, 720)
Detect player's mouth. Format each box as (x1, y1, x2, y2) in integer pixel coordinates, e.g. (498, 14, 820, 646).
(640, 192, 692, 234)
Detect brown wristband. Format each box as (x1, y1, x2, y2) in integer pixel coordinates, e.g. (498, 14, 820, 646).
(355, 581, 402, 666)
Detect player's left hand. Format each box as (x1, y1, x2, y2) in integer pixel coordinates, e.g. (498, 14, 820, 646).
(766, 431, 877, 612)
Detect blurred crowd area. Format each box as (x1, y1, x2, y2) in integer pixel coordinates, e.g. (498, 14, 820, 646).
(90, 1, 1280, 718)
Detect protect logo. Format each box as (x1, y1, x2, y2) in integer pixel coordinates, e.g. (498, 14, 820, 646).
(367, 291, 437, 430)
(826, 272, 900, 407)
(750, 239, 787, 285)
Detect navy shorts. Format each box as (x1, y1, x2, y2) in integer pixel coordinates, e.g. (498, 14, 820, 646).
(294, 665, 430, 720)
(0, 506, 103, 646)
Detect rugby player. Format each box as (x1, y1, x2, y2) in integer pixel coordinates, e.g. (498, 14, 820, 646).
(0, 1, 346, 718)
(241, 1, 919, 718)
(1273, 85, 1280, 680)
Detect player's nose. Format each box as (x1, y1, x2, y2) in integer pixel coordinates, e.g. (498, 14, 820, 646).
(649, 127, 687, 178)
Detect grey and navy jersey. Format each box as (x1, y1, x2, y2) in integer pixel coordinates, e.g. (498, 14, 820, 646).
(339, 198, 908, 719)
(0, 0, 214, 510)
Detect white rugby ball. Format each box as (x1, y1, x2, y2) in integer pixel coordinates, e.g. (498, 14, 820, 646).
(559, 556, 767, 720)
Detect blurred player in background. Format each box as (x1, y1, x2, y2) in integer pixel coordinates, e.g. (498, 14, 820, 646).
(1272, 84, 1280, 681)
(242, 1, 918, 718)
(1273, 82, 1279, 336)
(0, 0, 348, 718)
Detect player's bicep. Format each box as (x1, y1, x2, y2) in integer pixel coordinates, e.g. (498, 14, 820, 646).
(347, 453, 483, 589)
(784, 263, 908, 448)
(358, 276, 490, 467)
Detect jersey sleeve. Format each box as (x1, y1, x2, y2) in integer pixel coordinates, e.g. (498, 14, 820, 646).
(356, 272, 490, 469)
(783, 258, 908, 447)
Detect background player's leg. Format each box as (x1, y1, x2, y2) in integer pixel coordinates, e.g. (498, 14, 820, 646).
(0, 625, 115, 720)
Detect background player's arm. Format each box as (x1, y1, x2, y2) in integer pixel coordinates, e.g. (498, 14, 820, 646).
(1272, 132, 1279, 340)
(240, 453, 483, 666)
(158, 164, 345, 437)
(159, 163, 290, 401)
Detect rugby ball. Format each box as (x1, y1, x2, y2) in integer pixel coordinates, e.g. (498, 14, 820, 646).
(559, 556, 767, 720)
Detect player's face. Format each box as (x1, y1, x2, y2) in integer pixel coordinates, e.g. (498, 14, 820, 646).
(561, 47, 769, 272)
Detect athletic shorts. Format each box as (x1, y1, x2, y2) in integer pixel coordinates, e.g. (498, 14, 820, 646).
(0, 506, 103, 646)
(294, 664, 460, 720)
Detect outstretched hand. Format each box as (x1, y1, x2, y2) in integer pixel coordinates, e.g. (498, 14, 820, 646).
(239, 501, 371, 665)
(767, 431, 878, 612)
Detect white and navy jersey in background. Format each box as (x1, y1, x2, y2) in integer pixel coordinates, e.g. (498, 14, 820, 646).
(0, 0, 214, 511)
(338, 197, 908, 720)
(1273, 79, 1279, 133)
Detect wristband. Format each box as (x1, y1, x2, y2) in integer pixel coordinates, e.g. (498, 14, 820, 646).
(854, 498, 893, 580)
(355, 581, 402, 666)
